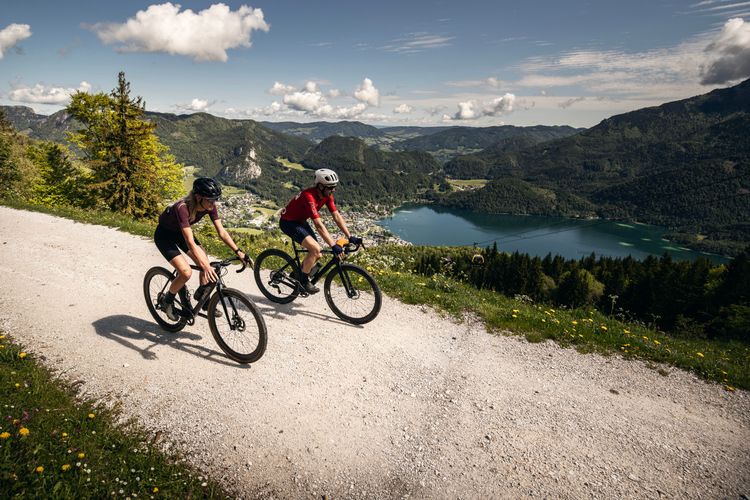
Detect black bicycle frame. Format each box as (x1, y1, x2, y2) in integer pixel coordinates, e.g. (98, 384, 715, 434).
(159, 263, 240, 326)
(290, 242, 342, 284)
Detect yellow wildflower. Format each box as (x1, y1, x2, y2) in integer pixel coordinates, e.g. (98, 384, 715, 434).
(541, 319, 546, 323)
(153, 487, 159, 493)
(19, 427, 29, 437)
(62, 432, 68, 438)
(696, 352, 704, 358)
(512, 309, 520, 313)
(623, 329, 630, 334)
(35, 466, 44, 473)
(654, 340, 661, 345)
(571, 320, 578, 326)
(511, 314, 518, 318)
(15, 383, 20, 388)
(87, 413, 95, 419)
(78, 452, 85, 459)
(61, 464, 71, 471)
(600, 326, 608, 331)
(724, 385, 736, 392)
(0, 432, 10, 439)
(19, 352, 27, 359)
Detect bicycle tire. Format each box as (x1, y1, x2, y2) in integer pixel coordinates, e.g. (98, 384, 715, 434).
(207, 288, 268, 364)
(324, 264, 382, 324)
(143, 266, 188, 332)
(253, 248, 301, 304)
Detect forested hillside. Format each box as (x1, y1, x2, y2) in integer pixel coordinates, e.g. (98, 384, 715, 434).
(301, 135, 443, 206)
(440, 79, 750, 255)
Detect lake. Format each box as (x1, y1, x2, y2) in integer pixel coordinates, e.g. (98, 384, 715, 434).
(377, 205, 727, 263)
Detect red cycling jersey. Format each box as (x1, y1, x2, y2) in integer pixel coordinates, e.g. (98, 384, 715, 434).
(280, 187, 337, 222)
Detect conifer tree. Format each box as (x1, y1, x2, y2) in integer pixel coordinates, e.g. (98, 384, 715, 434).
(67, 72, 182, 218)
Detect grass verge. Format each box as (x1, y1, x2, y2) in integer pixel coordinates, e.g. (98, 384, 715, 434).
(0, 332, 226, 498)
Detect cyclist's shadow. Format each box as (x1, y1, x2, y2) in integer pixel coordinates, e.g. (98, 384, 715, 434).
(92, 315, 247, 368)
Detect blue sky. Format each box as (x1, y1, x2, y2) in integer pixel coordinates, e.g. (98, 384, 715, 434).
(1, 1, 749, 127)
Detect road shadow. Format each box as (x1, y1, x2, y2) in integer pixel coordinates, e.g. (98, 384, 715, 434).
(252, 298, 361, 328)
(92, 315, 249, 368)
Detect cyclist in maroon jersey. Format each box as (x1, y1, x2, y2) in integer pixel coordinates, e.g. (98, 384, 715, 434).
(279, 169, 362, 294)
(154, 177, 249, 320)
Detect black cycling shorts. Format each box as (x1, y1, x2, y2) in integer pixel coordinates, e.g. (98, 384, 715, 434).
(154, 224, 201, 262)
(279, 219, 318, 244)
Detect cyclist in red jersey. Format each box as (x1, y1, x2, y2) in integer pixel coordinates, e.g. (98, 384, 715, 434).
(279, 168, 362, 294)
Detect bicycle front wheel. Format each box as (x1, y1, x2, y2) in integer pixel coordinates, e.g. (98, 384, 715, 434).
(143, 266, 187, 332)
(253, 249, 300, 304)
(324, 264, 382, 324)
(207, 289, 267, 364)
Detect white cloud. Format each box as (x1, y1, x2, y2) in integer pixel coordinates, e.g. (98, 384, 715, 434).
(304, 81, 318, 93)
(90, 3, 269, 62)
(327, 88, 341, 98)
(269, 81, 295, 95)
(8, 81, 91, 105)
(0, 23, 32, 59)
(186, 98, 209, 111)
(445, 93, 516, 120)
(701, 17, 750, 84)
(283, 89, 327, 112)
(354, 78, 379, 106)
(445, 76, 504, 89)
(381, 32, 454, 53)
(393, 104, 413, 114)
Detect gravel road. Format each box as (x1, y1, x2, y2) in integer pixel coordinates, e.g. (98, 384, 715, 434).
(0, 206, 748, 499)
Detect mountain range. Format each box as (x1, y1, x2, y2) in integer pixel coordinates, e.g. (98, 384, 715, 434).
(2, 78, 749, 254)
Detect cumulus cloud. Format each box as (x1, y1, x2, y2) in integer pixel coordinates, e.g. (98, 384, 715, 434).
(700, 18, 750, 84)
(176, 98, 212, 112)
(444, 93, 516, 121)
(354, 78, 379, 106)
(8, 81, 91, 105)
(269, 81, 295, 95)
(283, 88, 327, 112)
(0, 23, 32, 59)
(90, 3, 269, 62)
(393, 103, 413, 114)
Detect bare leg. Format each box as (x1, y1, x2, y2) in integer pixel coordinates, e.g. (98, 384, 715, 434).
(300, 236, 322, 275)
(168, 254, 192, 294)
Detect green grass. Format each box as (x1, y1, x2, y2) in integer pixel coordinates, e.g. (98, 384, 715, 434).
(447, 178, 488, 188)
(275, 157, 305, 171)
(0, 332, 227, 498)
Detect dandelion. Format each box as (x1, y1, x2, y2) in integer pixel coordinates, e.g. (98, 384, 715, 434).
(15, 383, 20, 388)
(642, 336, 649, 340)
(0, 432, 10, 439)
(35, 466, 44, 473)
(623, 329, 630, 334)
(600, 326, 608, 331)
(696, 352, 704, 358)
(88, 413, 95, 419)
(654, 340, 661, 345)
(541, 319, 546, 323)
(153, 487, 159, 493)
(78, 452, 85, 459)
(511, 314, 518, 318)
(571, 320, 578, 326)
(512, 309, 519, 313)
(19, 352, 27, 359)
(61, 464, 71, 471)
(62, 432, 68, 438)
(19, 427, 29, 437)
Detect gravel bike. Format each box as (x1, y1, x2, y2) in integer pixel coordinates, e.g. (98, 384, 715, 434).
(144, 257, 267, 364)
(253, 239, 382, 324)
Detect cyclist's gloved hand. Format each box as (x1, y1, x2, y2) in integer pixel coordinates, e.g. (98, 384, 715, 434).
(349, 235, 362, 245)
(332, 244, 344, 258)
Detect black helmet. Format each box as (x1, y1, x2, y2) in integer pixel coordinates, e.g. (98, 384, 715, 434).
(193, 177, 222, 200)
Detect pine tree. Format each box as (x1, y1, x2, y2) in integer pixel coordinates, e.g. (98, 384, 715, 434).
(67, 72, 182, 218)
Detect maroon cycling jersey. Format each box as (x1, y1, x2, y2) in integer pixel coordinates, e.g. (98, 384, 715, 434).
(158, 199, 219, 232)
(280, 187, 337, 222)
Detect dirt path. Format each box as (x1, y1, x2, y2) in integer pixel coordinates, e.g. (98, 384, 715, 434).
(0, 206, 748, 499)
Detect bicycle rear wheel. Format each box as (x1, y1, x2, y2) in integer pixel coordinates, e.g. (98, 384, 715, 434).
(208, 289, 267, 364)
(324, 264, 382, 324)
(143, 266, 188, 332)
(253, 249, 300, 304)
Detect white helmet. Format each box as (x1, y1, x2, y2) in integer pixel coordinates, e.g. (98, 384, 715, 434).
(315, 168, 339, 187)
